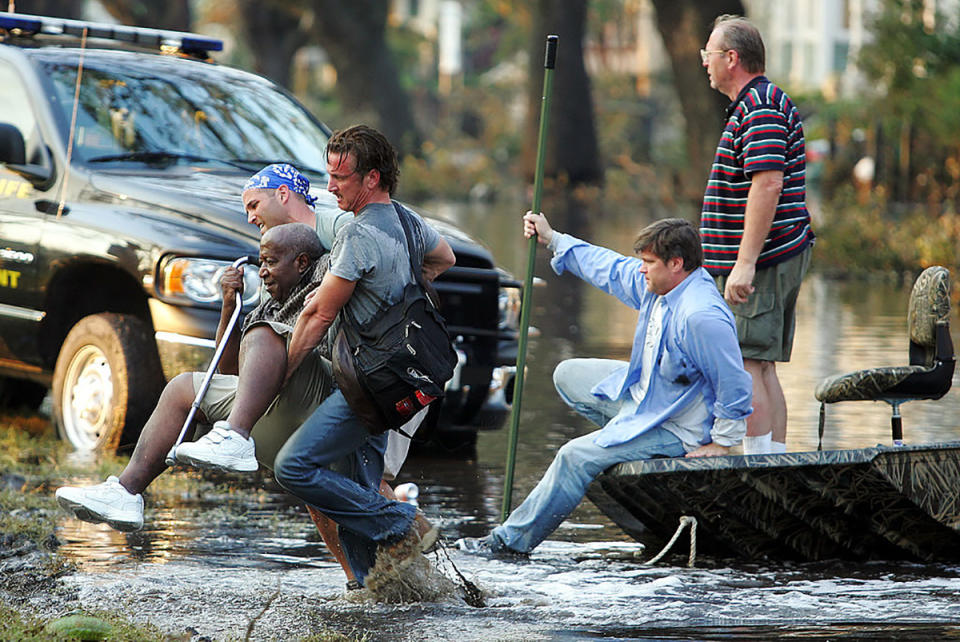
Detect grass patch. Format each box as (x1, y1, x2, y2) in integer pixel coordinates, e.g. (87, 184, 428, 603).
(0, 486, 58, 545)
(0, 411, 131, 481)
(0, 605, 167, 641)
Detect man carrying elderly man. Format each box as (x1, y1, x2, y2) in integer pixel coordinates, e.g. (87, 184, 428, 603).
(57, 160, 424, 590)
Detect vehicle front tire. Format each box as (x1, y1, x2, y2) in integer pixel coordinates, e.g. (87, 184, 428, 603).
(52, 313, 164, 453)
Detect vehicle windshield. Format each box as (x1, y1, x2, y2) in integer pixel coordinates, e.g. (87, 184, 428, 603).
(35, 53, 329, 175)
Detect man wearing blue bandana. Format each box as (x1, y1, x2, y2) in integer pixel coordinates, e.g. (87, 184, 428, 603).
(173, 128, 457, 586)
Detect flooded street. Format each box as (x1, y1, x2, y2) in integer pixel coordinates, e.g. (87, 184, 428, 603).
(50, 200, 960, 639)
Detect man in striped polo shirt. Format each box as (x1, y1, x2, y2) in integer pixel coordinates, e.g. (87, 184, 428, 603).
(700, 15, 815, 454)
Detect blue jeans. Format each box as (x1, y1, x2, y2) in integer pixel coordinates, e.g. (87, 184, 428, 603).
(274, 390, 416, 585)
(490, 358, 685, 553)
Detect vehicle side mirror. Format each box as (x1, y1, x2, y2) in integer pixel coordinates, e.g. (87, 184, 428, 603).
(0, 123, 54, 188)
(0, 123, 26, 165)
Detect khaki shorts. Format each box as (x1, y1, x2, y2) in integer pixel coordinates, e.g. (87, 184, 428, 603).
(714, 245, 812, 362)
(193, 347, 333, 470)
(192, 345, 416, 480)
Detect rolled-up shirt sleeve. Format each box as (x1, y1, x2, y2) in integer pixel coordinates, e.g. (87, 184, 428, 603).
(711, 417, 747, 447)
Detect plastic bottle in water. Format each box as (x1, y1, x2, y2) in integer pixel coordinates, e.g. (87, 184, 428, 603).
(394, 482, 419, 506)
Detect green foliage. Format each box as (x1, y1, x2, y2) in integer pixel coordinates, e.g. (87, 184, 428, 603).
(0, 606, 167, 642)
(0, 416, 129, 480)
(462, 0, 532, 77)
(0, 487, 58, 545)
(397, 84, 525, 202)
(829, 0, 960, 206)
(815, 188, 960, 276)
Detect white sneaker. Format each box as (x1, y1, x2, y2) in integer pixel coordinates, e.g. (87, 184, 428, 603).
(174, 421, 258, 473)
(56, 476, 144, 532)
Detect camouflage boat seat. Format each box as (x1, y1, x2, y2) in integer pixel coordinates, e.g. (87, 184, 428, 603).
(815, 266, 955, 449)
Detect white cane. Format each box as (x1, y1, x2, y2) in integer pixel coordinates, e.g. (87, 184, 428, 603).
(165, 256, 250, 466)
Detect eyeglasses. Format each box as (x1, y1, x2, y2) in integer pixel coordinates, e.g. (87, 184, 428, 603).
(700, 49, 730, 63)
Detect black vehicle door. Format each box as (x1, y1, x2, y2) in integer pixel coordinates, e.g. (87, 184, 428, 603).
(0, 61, 52, 365)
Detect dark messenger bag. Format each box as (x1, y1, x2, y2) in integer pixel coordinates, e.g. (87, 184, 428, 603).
(332, 202, 458, 436)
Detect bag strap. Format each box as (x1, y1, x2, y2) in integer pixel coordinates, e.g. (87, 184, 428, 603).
(393, 200, 424, 286)
(393, 200, 441, 309)
(338, 203, 435, 344)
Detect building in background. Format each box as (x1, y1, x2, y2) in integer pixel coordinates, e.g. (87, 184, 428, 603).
(746, 0, 960, 98)
(745, 0, 869, 99)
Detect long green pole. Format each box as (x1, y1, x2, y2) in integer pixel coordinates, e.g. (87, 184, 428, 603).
(501, 34, 558, 522)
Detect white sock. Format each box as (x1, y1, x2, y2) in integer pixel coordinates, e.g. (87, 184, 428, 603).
(742, 432, 772, 454)
(770, 441, 787, 454)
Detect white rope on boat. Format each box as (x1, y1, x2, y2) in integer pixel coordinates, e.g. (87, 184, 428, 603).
(640, 515, 697, 567)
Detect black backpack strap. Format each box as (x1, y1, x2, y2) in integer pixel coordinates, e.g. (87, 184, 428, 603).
(392, 200, 441, 308)
(339, 203, 419, 345)
(392, 200, 422, 284)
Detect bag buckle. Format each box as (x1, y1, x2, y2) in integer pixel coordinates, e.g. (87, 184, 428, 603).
(404, 320, 422, 338)
(406, 367, 433, 384)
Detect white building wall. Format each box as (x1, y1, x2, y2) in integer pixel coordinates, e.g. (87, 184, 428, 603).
(745, 0, 857, 96)
(746, 0, 960, 97)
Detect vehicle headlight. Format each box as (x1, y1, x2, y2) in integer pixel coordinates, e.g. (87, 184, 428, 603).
(159, 257, 260, 308)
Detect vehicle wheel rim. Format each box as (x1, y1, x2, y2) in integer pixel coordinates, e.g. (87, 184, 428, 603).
(60, 344, 114, 451)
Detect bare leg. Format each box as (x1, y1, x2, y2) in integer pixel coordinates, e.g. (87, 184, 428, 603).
(743, 359, 787, 441)
(764, 362, 788, 446)
(743, 359, 772, 438)
(118, 373, 197, 494)
(308, 480, 397, 582)
(308, 506, 355, 581)
(225, 326, 286, 437)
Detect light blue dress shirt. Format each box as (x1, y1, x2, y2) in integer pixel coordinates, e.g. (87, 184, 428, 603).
(549, 232, 753, 448)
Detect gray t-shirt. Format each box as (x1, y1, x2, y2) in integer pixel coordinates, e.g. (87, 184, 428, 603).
(328, 201, 441, 328)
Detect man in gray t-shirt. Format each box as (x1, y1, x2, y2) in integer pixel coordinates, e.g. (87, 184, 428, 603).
(277, 126, 455, 587)
(329, 200, 441, 328)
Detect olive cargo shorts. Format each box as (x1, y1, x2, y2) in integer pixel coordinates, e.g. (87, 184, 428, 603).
(714, 246, 812, 362)
(191, 347, 417, 480)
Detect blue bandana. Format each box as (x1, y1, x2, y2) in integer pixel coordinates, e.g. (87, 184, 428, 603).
(243, 163, 317, 206)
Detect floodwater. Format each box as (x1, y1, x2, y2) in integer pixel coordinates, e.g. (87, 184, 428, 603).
(53, 199, 960, 640)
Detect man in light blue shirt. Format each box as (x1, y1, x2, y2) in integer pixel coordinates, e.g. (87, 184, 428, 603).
(458, 215, 752, 555)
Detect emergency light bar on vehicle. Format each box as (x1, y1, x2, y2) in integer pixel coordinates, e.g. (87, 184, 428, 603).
(0, 12, 223, 57)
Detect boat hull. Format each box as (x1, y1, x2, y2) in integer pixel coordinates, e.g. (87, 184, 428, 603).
(586, 442, 960, 562)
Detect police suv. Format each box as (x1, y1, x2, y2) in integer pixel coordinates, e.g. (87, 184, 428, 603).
(0, 12, 518, 453)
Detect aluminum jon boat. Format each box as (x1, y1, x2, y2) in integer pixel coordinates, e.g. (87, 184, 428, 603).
(586, 442, 960, 562)
(586, 266, 958, 563)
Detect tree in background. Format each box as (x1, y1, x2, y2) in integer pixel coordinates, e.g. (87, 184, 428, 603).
(854, 0, 960, 208)
(810, 0, 960, 274)
(6, 0, 81, 18)
(650, 0, 744, 203)
(225, 0, 421, 156)
(233, 2, 310, 94)
(13, 0, 190, 31)
(98, 0, 190, 31)
(526, 0, 602, 186)
(307, 0, 422, 155)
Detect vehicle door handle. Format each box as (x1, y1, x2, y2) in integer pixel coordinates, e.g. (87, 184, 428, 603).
(35, 200, 67, 216)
